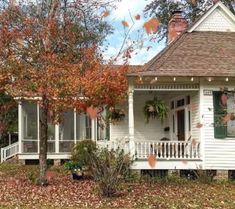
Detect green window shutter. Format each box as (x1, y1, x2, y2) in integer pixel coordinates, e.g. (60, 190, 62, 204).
(213, 91, 227, 139)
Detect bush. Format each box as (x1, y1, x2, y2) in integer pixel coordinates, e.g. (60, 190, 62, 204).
(89, 148, 132, 197)
(71, 140, 97, 167)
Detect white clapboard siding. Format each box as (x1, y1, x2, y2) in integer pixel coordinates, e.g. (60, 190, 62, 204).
(201, 81, 235, 170)
(191, 92, 200, 142)
(194, 7, 235, 32)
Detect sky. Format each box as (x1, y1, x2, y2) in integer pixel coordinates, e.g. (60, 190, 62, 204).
(103, 0, 166, 65)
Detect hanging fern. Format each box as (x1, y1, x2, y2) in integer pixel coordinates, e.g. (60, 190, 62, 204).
(143, 97, 168, 123)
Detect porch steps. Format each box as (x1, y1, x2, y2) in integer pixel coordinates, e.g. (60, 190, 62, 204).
(0, 142, 19, 163)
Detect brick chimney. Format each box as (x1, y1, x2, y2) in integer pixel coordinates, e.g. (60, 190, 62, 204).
(213, 0, 220, 4)
(168, 11, 188, 44)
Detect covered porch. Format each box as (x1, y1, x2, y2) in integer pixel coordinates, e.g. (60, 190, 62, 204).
(16, 100, 96, 160)
(127, 77, 203, 169)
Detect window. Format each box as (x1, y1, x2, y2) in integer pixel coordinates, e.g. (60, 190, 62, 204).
(85, 115, 92, 139)
(186, 96, 190, 105)
(172, 114, 175, 133)
(213, 91, 235, 138)
(171, 101, 174, 109)
(188, 111, 191, 131)
(177, 99, 185, 107)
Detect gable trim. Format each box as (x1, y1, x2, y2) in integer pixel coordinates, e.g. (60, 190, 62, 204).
(188, 1, 235, 33)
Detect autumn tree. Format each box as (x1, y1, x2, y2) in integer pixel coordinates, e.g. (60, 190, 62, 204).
(0, 93, 17, 147)
(144, 0, 235, 41)
(0, 0, 128, 185)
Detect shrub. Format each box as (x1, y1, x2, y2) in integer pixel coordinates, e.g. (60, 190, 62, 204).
(89, 148, 132, 197)
(71, 140, 97, 167)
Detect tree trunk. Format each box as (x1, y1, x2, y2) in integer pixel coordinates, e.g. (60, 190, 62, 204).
(39, 95, 49, 185)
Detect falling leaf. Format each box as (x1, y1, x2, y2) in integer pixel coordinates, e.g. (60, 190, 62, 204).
(121, 20, 129, 27)
(147, 46, 152, 51)
(196, 123, 203, 128)
(220, 93, 228, 106)
(102, 11, 110, 17)
(190, 103, 197, 111)
(192, 138, 197, 147)
(135, 14, 141, 20)
(86, 106, 98, 119)
(148, 154, 156, 168)
(182, 160, 188, 165)
(143, 18, 160, 34)
(150, 79, 157, 84)
(222, 113, 231, 124)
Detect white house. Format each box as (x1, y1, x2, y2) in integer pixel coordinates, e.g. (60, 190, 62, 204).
(1, 2, 235, 174)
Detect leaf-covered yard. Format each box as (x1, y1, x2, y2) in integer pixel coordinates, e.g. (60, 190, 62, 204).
(1, 164, 235, 209)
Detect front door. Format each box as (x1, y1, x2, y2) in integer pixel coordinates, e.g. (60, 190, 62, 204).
(177, 109, 185, 141)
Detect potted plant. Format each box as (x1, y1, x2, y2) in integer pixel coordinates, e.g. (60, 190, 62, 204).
(64, 161, 83, 180)
(143, 97, 168, 123)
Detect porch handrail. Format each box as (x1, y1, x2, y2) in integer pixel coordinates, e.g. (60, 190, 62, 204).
(135, 140, 201, 160)
(1, 142, 19, 163)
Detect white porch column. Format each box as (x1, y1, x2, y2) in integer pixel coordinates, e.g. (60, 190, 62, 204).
(91, 119, 96, 141)
(18, 101, 22, 154)
(128, 89, 135, 157)
(55, 124, 59, 153)
(37, 102, 40, 153)
(74, 108, 77, 144)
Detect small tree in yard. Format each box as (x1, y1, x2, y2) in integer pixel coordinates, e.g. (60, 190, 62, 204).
(0, 0, 128, 185)
(88, 148, 132, 197)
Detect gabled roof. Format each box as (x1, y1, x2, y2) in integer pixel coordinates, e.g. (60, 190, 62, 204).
(188, 1, 235, 32)
(129, 1, 235, 77)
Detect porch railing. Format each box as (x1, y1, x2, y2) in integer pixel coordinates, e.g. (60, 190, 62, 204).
(135, 141, 201, 160)
(96, 140, 129, 154)
(1, 142, 19, 163)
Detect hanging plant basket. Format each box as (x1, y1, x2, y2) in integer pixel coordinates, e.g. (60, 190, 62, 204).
(143, 97, 168, 123)
(107, 107, 125, 123)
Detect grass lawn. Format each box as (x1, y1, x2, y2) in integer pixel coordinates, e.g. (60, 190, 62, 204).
(1, 163, 235, 209)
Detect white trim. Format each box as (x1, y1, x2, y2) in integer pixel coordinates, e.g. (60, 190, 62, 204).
(18, 102, 22, 154)
(55, 124, 59, 153)
(170, 95, 192, 142)
(135, 84, 199, 91)
(131, 160, 203, 170)
(18, 153, 71, 160)
(74, 108, 77, 144)
(37, 102, 40, 154)
(199, 80, 205, 169)
(128, 79, 135, 156)
(91, 119, 96, 141)
(188, 1, 235, 32)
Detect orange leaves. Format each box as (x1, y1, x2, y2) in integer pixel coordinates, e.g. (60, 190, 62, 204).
(222, 113, 232, 124)
(102, 11, 110, 17)
(86, 106, 98, 119)
(143, 18, 160, 35)
(196, 123, 203, 128)
(121, 20, 129, 28)
(220, 93, 228, 106)
(148, 154, 156, 168)
(135, 14, 141, 20)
